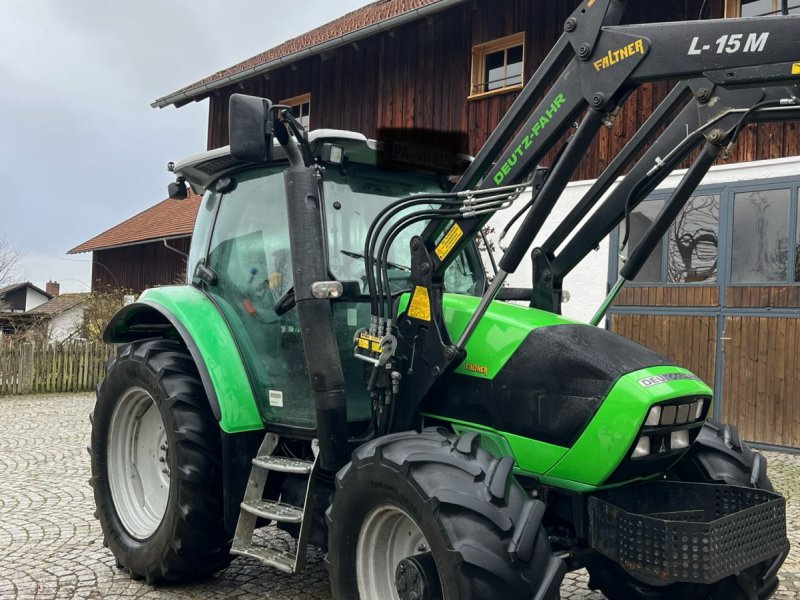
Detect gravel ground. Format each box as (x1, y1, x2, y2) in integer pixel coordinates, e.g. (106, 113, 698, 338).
(0, 392, 798, 599)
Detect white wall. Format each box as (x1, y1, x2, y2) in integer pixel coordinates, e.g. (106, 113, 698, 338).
(48, 305, 85, 342)
(483, 156, 800, 325)
(25, 288, 50, 312)
(483, 183, 610, 325)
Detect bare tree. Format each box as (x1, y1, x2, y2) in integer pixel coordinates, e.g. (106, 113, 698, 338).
(0, 239, 22, 288)
(0, 239, 24, 313)
(82, 284, 133, 342)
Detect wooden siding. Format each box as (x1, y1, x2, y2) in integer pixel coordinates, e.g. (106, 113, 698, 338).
(91, 237, 190, 294)
(203, 0, 797, 180)
(721, 316, 800, 446)
(610, 314, 717, 388)
(614, 286, 719, 307)
(726, 286, 800, 308)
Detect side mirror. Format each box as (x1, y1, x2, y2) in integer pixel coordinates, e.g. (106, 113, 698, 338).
(229, 94, 274, 163)
(168, 178, 188, 199)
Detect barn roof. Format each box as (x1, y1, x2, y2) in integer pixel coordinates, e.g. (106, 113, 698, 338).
(152, 0, 463, 108)
(68, 192, 202, 254)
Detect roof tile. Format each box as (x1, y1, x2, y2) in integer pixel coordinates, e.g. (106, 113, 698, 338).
(69, 192, 201, 254)
(27, 293, 90, 316)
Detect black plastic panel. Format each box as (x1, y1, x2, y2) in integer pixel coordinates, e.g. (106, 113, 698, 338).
(425, 324, 675, 447)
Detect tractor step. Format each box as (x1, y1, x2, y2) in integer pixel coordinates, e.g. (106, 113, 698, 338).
(230, 433, 318, 575)
(240, 499, 304, 523)
(252, 455, 314, 474)
(230, 545, 296, 574)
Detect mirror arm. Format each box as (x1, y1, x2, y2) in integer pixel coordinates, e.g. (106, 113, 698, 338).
(278, 109, 314, 167)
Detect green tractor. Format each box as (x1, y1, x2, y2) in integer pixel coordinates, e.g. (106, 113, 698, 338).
(90, 2, 799, 598)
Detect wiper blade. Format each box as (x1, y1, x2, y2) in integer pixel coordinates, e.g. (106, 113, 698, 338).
(340, 249, 410, 272)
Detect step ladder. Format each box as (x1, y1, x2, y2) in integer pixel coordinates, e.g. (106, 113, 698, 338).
(230, 433, 318, 574)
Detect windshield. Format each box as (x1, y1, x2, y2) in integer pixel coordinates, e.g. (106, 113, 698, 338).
(322, 163, 484, 296)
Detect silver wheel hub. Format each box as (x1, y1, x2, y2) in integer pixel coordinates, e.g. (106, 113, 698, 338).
(108, 387, 170, 539)
(356, 505, 440, 599)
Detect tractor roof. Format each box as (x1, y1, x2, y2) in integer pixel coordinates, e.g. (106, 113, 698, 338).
(173, 129, 376, 194)
(173, 129, 470, 194)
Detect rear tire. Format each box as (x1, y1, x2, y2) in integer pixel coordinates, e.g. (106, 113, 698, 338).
(586, 419, 786, 600)
(89, 340, 232, 583)
(327, 428, 565, 600)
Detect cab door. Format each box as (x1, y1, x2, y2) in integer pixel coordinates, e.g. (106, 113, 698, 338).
(202, 166, 316, 429)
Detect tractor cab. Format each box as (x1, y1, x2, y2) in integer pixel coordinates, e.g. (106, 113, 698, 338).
(171, 132, 485, 433)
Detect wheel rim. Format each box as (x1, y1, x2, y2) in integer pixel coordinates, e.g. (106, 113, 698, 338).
(356, 504, 439, 599)
(107, 387, 170, 539)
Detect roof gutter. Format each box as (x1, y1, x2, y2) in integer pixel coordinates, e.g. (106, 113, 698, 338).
(151, 0, 466, 109)
(68, 233, 191, 255)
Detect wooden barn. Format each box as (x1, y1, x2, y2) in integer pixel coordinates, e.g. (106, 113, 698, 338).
(68, 192, 201, 294)
(151, 0, 800, 446)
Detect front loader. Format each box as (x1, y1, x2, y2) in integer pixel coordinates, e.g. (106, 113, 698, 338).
(89, 1, 800, 598)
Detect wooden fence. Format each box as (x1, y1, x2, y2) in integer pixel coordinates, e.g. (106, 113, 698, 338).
(0, 341, 115, 396)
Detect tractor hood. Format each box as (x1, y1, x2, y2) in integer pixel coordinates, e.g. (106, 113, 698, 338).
(420, 294, 712, 488)
(424, 294, 676, 447)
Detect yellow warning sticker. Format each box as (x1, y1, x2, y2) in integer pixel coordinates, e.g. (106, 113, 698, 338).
(408, 286, 432, 321)
(793, 63, 800, 75)
(357, 333, 382, 353)
(434, 224, 464, 261)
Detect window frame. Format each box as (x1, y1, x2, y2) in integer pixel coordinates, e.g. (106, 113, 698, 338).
(616, 191, 724, 287)
(469, 32, 525, 101)
(610, 176, 800, 288)
(725, 0, 798, 16)
(725, 180, 799, 286)
(280, 92, 311, 129)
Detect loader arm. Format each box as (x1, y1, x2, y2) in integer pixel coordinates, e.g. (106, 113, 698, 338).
(362, 0, 800, 430)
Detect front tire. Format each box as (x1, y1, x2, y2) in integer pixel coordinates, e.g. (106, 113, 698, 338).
(89, 340, 232, 583)
(586, 419, 786, 600)
(327, 428, 565, 600)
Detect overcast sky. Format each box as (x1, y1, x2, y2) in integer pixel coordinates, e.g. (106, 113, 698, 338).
(0, 1, 370, 293)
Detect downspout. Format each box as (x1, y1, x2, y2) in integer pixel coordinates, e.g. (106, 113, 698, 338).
(162, 239, 188, 259)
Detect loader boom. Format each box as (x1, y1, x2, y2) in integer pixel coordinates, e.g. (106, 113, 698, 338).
(362, 0, 800, 429)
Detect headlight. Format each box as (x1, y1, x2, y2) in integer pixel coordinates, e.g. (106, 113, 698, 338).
(660, 405, 677, 425)
(693, 399, 704, 420)
(671, 429, 690, 450)
(632, 436, 651, 458)
(645, 406, 661, 427)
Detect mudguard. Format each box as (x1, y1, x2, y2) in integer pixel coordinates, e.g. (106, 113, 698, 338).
(103, 285, 263, 434)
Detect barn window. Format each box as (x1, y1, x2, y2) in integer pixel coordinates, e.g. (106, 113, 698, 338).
(619, 195, 721, 284)
(613, 181, 800, 289)
(725, 0, 800, 16)
(731, 188, 791, 282)
(619, 199, 665, 283)
(667, 195, 720, 284)
(280, 93, 311, 129)
(796, 207, 800, 281)
(469, 33, 525, 99)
